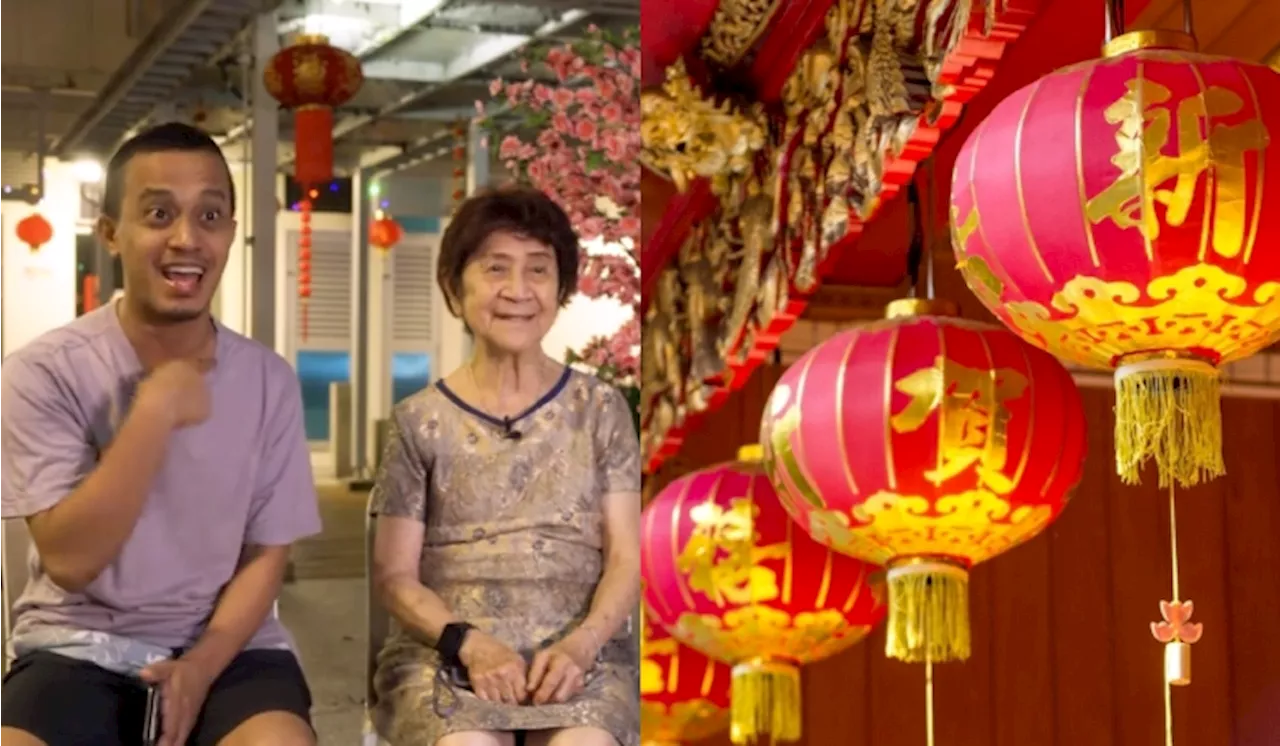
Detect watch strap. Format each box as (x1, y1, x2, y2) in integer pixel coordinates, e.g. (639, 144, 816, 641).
(436, 622, 475, 665)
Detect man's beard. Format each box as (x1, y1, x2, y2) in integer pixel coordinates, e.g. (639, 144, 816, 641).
(139, 297, 207, 324)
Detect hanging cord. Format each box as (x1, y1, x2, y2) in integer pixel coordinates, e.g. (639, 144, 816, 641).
(1169, 485, 1181, 604)
(905, 181, 924, 299)
(1104, 0, 1125, 43)
(1163, 484, 1181, 746)
(925, 659, 936, 746)
(1181, 0, 1198, 48)
(919, 161, 937, 301)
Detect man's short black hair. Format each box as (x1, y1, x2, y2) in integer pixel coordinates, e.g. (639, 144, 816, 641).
(437, 185, 580, 311)
(101, 122, 235, 221)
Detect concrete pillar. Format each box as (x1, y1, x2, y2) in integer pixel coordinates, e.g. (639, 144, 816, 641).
(365, 181, 394, 468)
(434, 120, 490, 376)
(466, 119, 489, 193)
(215, 161, 250, 334)
(248, 11, 279, 351)
(349, 169, 372, 478)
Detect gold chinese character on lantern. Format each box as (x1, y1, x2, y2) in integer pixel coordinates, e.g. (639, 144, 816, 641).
(677, 499, 787, 606)
(1085, 78, 1269, 259)
(891, 356, 1029, 493)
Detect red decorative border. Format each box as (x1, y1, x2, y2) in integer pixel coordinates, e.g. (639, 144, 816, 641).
(644, 0, 1043, 474)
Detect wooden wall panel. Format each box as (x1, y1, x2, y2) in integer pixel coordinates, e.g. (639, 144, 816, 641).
(648, 366, 1280, 746)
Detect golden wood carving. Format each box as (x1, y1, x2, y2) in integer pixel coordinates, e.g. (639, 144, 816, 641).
(642, 0, 991, 468)
(640, 59, 768, 196)
(701, 0, 786, 68)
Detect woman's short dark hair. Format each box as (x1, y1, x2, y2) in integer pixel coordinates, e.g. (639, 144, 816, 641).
(437, 185, 580, 312)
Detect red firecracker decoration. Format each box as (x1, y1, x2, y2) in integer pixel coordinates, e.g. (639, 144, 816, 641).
(297, 197, 314, 340)
(264, 33, 364, 342)
(15, 212, 53, 252)
(451, 121, 468, 212)
(370, 213, 403, 254)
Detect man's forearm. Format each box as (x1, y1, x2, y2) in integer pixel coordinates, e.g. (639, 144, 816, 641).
(27, 398, 174, 591)
(182, 545, 289, 677)
(578, 554, 641, 645)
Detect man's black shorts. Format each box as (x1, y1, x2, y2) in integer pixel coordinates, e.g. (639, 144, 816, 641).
(1, 648, 313, 746)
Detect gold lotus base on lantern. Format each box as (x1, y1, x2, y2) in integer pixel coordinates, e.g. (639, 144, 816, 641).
(885, 558, 971, 664)
(1113, 355, 1225, 488)
(729, 658, 802, 745)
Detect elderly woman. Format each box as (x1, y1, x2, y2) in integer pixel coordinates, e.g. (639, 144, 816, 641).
(370, 186, 641, 746)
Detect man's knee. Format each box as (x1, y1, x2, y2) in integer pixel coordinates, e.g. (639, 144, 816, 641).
(215, 711, 315, 746)
(527, 727, 617, 746)
(0, 726, 48, 746)
(436, 730, 517, 746)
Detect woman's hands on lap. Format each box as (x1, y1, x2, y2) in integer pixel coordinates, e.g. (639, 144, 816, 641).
(459, 630, 529, 705)
(527, 628, 601, 705)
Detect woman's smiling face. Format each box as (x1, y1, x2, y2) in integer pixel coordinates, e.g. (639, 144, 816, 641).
(456, 230, 562, 354)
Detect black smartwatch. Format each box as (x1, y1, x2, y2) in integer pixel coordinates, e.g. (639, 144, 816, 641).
(436, 622, 476, 666)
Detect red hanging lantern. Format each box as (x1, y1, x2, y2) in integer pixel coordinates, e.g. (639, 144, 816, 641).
(263, 34, 363, 187)
(758, 300, 1087, 664)
(641, 606, 731, 746)
(642, 446, 886, 744)
(16, 212, 53, 252)
(264, 34, 363, 343)
(369, 214, 404, 254)
(948, 28, 1280, 488)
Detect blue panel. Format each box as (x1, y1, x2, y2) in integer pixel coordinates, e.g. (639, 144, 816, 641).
(392, 352, 431, 403)
(397, 216, 441, 234)
(297, 350, 351, 442)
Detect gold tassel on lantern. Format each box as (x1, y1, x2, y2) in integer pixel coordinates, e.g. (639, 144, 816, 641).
(729, 659, 801, 745)
(1114, 355, 1225, 488)
(885, 558, 970, 663)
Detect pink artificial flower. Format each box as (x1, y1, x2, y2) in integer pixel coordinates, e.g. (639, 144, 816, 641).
(574, 119, 597, 141)
(499, 135, 523, 159)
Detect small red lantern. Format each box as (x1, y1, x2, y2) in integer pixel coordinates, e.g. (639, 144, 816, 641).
(264, 34, 363, 343)
(642, 446, 886, 743)
(759, 300, 1087, 664)
(370, 214, 403, 254)
(16, 213, 53, 252)
(641, 606, 731, 745)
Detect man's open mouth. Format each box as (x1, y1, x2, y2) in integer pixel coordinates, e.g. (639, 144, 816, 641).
(160, 264, 205, 295)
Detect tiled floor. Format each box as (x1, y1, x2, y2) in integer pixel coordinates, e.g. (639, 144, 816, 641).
(283, 481, 373, 745)
(280, 578, 368, 745)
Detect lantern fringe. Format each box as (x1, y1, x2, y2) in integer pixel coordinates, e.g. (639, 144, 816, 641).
(886, 560, 971, 663)
(730, 659, 801, 744)
(1114, 358, 1224, 488)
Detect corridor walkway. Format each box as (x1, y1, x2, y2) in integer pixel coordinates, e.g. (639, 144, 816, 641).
(281, 481, 369, 744)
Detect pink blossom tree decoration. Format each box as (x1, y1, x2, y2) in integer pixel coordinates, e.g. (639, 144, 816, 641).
(477, 25, 640, 389)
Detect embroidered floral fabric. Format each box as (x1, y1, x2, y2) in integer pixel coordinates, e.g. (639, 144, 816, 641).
(370, 371, 641, 746)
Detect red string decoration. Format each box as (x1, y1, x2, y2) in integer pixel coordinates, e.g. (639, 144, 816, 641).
(298, 198, 313, 341)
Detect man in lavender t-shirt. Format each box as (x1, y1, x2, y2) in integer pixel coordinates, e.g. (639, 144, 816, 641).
(1, 123, 322, 746)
